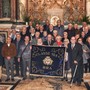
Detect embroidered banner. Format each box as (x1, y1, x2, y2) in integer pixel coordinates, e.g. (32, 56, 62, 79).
(30, 45, 65, 77)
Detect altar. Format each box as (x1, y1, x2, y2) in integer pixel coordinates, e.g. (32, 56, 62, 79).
(0, 0, 87, 24)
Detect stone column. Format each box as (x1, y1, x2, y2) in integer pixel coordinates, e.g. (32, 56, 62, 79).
(0, 0, 2, 18)
(83, 0, 87, 15)
(11, 0, 16, 21)
(16, 0, 20, 20)
(26, 0, 28, 14)
(19, 0, 26, 20)
(86, 0, 90, 16)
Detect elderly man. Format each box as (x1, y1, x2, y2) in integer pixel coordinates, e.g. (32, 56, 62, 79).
(43, 34, 54, 46)
(67, 36, 83, 86)
(64, 23, 75, 40)
(2, 37, 16, 81)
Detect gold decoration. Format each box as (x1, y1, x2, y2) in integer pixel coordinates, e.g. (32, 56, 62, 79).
(78, 15, 83, 21)
(51, 16, 59, 26)
(69, 15, 74, 21)
(43, 56, 53, 66)
(26, 0, 86, 22)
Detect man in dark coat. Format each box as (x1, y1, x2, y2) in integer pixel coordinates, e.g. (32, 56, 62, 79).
(20, 26, 29, 41)
(47, 24, 54, 36)
(43, 19, 50, 31)
(79, 21, 88, 33)
(43, 34, 54, 46)
(64, 23, 75, 40)
(0, 41, 3, 82)
(67, 36, 83, 86)
(13, 33, 23, 77)
(54, 20, 64, 37)
(26, 21, 33, 34)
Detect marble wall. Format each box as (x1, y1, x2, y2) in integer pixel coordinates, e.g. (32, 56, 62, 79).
(86, 0, 90, 17)
(2, 0, 11, 17)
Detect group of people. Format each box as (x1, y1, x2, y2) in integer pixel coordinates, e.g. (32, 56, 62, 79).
(0, 19, 90, 86)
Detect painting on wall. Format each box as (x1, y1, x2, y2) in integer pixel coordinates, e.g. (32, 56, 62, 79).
(0, 31, 8, 43)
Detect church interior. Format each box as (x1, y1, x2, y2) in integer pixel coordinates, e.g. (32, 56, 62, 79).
(0, 0, 90, 90)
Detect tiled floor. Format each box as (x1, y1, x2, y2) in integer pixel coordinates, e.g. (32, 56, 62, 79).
(14, 73, 90, 90)
(0, 72, 90, 90)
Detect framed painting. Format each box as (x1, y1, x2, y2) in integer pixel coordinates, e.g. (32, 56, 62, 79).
(0, 31, 8, 43)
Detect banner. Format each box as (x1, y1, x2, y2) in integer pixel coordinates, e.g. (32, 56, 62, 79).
(30, 45, 65, 78)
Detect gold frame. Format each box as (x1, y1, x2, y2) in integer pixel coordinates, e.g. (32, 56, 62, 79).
(0, 31, 8, 43)
(30, 45, 65, 78)
(30, 74, 64, 78)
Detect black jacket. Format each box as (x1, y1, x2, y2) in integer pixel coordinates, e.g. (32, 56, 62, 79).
(13, 39, 24, 57)
(67, 43, 83, 67)
(0, 42, 3, 66)
(43, 40, 54, 46)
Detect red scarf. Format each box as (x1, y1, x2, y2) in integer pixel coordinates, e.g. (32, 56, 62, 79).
(56, 41, 62, 46)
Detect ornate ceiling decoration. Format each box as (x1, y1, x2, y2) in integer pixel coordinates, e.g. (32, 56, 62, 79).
(26, 0, 86, 22)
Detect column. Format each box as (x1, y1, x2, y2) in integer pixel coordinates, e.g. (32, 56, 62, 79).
(0, 0, 2, 18)
(26, 0, 28, 14)
(83, 0, 87, 15)
(19, 0, 26, 20)
(11, 0, 16, 20)
(86, 0, 90, 16)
